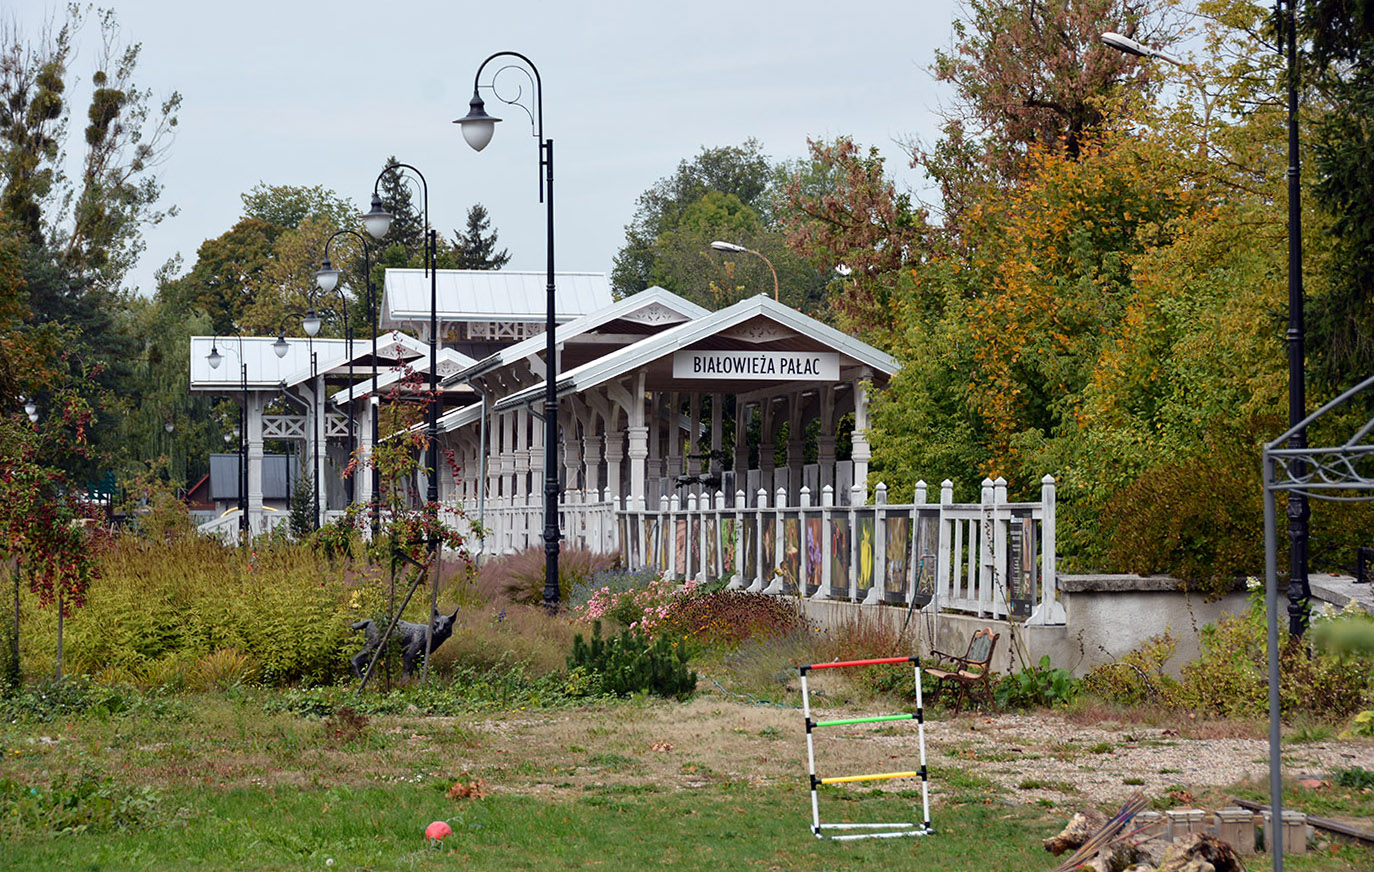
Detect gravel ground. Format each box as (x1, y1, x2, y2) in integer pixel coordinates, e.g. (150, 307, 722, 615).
(922, 712, 1374, 808)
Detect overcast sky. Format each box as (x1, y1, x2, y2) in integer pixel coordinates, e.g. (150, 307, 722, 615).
(31, 0, 960, 295)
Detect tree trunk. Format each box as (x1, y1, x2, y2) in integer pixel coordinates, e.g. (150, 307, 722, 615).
(56, 589, 63, 684)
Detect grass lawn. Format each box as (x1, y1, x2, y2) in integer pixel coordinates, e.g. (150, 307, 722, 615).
(3, 689, 1373, 871)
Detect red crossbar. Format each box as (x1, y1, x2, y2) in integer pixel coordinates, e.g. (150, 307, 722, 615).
(806, 656, 915, 670)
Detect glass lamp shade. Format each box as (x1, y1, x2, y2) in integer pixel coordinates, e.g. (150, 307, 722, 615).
(165, 420, 175, 433)
(455, 93, 501, 152)
(224, 432, 233, 445)
(26, 410, 38, 423)
(315, 259, 339, 293)
(24, 399, 37, 418)
(363, 194, 393, 240)
(233, 425, 240, 439)
(303, 310, 322, 337)
(1101, 31, 1149, 57)
(710, 240, 746, 253)
(273, 334, 290, 358)
(207, 345, 223, 369)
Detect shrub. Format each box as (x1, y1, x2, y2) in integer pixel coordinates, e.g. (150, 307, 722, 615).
(1082, 632, 1181, 707)
(567, 621, 697, 700)
(571, 572, 688, 632)
(994, 655, 1081, 710)
(660, 589, 808, 649)
(1177, 589, 1374, 720)
(477, 547, 617, 605)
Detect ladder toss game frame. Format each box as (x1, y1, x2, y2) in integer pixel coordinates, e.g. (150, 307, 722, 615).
(800, 656, 933, 840)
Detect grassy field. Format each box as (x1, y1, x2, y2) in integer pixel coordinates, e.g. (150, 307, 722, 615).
(3, 688, 1372, 871)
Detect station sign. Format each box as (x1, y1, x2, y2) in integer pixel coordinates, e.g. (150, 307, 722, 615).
(672, 350, 840, 381)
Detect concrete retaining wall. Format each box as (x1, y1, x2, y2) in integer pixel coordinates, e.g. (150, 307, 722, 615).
(799, 574, 1258, 678)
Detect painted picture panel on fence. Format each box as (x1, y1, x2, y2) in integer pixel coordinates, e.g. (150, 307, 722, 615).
(672, 351, 840, 381)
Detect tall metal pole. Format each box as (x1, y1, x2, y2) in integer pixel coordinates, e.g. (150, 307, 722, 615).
(457, 51, 561, 613)
(542, 138, 560, 612)
(240, 358, 248, 541)
(1283, 0, 1309, 637)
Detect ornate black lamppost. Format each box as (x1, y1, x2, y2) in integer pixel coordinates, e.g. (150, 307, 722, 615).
(362, 165, 440, 518)
(455, 51, 562, 612)
(1103, 23, 1309, 632)
(317, 230, 381, 537)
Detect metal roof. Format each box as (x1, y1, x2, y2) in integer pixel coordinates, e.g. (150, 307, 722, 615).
(488, 294, 899, 415)
(381, 269, 613, 325)
(209, 453, 298, 500)
(191, 331, 432, 394)
(442, 286, 710, 386)
(330, 347, 479, 406)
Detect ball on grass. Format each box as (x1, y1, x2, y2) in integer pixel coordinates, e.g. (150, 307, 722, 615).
(425, 820, 452, 841)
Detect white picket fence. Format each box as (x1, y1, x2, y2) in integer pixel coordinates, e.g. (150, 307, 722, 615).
(471, 475, 1064, 625)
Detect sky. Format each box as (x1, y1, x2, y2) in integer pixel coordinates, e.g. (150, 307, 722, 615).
(26, 0, 961, 296)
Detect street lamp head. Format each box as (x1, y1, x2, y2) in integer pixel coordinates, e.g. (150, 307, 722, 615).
(224, 431, 233, 445)
(315, 256, 340, 293)
(273, 333, 290, 358)
(710, 240, 747, 253)
(23, 397, 37, 420)
(454, 91, 501, 152)
(302, 309, 322, 338)
(207, 343, 223, 370)
(164, 420, 175, 434)
(363, 193, 393, 240)
(1101, 31, 1152, 58)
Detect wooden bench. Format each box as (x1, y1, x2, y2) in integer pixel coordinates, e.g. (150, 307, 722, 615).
(922, 627, 999, 713)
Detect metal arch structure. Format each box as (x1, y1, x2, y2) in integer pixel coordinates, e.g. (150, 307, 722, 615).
(1262, 371, 1374, 871)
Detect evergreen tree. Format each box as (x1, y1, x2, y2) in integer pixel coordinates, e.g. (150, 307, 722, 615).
(452, 204, 511, 270)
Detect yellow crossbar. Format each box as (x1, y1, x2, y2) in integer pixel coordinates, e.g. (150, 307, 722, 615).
(819, 770, 920, 785)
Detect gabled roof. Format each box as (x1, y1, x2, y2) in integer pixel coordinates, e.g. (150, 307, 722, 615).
(190, 331, 430, 393)
(443, 286, 709, 385)
(330, 347, 478, 406)
(381, 269, 613, 327)
(489, 294, 897, 415)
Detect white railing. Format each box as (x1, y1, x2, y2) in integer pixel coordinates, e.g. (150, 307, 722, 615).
(196, 508, 290, 544)
(453, 475, 1063, 626)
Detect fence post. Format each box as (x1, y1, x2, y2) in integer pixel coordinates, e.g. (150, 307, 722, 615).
(800, 485, 812, 595)
(862, 483, 887, 605)
(668, 492, 681, 580)
(1028, 475, 1065, 625)
(763, 485, 789, 594)
(993, 477, 1008, 619)
(936, 479, 953, 611)
(978, 478, 994, 617)
(729, 489, 747, 589)
(747, 488, 769, 593)
(816, 485, 834, 600)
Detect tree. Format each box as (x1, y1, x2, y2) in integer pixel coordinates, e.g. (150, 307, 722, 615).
(160, 217, 280, 334)
(241, 183, 357, 233)
(452, 204, 510, 270)
(932, 0, 1174, 173)
(612, 140, 774, 297)
(1304, 0, 1374, 390)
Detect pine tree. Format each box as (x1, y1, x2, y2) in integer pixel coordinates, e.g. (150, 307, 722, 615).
(452, 204, 511, 270)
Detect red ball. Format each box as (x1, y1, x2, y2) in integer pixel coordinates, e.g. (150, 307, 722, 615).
(425, 820, 452, 841)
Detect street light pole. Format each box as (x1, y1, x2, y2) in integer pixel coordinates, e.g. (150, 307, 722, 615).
(709, 240, 779, 302)
(456, 51, 562, 613)
(364, 163, 444, 684)
(317, 230, 380, 537)
(1280, 0, 1309, 637)
(1102, 26, 1309, 632)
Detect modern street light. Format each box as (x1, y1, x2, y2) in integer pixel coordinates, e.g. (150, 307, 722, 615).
(23, 397, 37, 423)
(318, 229, 381, 537)
(710, 240, 779, 301)
(455, 50, 562, 613)
(207, 334, 249, 542)
(1103, 23, 1308, 633)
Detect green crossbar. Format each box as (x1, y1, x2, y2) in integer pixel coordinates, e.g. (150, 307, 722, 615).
(814, 713, 916, 728)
